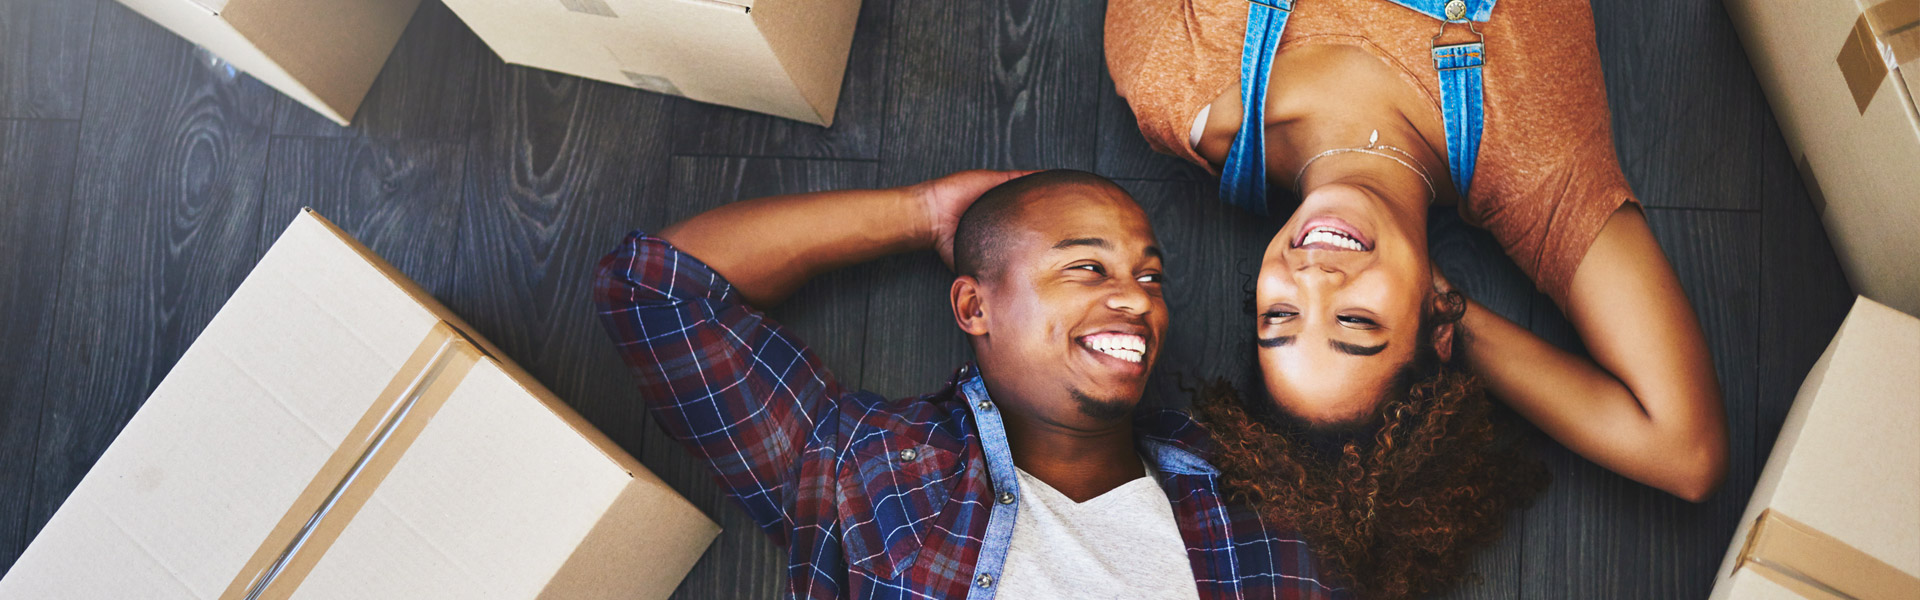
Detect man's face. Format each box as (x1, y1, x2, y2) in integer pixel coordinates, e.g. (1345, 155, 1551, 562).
(968, 185, 1168, 431)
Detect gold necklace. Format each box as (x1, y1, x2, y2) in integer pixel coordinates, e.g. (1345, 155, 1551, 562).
(1293, 130, 1437, 201)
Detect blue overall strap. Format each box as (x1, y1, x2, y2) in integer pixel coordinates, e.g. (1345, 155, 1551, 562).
(1432, 0, 1490, 199)
(1218, 0, 1294, 217)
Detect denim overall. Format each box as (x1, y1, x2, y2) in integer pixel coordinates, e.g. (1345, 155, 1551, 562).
(1219, 0, 1494, 216)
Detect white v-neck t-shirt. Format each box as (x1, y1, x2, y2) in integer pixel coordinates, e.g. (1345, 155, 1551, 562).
(995, 462, 1202, 600)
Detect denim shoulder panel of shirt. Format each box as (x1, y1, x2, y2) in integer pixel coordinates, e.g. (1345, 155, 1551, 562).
(1142, 439, 1220, 476)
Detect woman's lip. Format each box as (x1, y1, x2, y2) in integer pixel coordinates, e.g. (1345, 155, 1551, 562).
(1293, 216, 1372, 250)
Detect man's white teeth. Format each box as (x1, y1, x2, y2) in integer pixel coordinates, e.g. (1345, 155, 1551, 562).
(1303, 227, 1365, 250)
(1084, 334, 1146, 364)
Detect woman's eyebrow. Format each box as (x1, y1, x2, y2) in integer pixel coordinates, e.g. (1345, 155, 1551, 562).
(1257, 335, 1295, 349)
(1331, 340, 1388, 356)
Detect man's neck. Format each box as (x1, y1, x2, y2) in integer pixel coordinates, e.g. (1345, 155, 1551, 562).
(974, 373, 1146, 503)
(1002, 413, 1144, 503)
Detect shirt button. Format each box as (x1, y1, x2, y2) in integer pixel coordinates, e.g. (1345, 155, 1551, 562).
(997, 491, 1016, 505)
(975, 573, 995, 588)
(897, 447, 918, 462)
(977, 400, 993, 412)
(1444, 0, 1466, 20)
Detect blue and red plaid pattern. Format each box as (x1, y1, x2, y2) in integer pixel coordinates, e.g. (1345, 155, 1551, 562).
(595, 231, 1347, 600)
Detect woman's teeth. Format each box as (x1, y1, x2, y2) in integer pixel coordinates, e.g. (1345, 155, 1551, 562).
(1302, 227, 1365, 250)
(1083, 333, 1146, 364)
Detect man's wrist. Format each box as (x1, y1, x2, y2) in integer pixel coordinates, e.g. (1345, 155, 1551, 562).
(900, 182, 941, 250)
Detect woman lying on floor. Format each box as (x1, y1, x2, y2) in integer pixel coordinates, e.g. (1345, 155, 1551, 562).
(1106, 0, 1729, 597)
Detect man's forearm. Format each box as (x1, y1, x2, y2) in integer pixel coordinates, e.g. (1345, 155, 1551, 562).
(659, 186, 932, 307)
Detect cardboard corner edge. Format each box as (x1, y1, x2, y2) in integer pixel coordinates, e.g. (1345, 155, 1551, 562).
(750, 0, 862, 126)
(1709, 296, 1856, 594)
(1708, 294, 1920, 598)
(280, 209, 659, 482)
(534, 476, 721, 600)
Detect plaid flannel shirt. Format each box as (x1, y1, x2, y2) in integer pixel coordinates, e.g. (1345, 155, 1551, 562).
(594, 231, 1348, 600)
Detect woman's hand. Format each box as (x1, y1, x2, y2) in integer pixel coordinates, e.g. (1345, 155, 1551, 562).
(908, 170, 1036, 268)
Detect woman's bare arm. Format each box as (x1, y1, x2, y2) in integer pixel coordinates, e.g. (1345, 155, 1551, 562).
(1458, 204, 1728, 501)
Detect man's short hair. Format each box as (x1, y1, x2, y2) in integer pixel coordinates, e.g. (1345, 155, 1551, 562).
(952, 169, 1126, 279)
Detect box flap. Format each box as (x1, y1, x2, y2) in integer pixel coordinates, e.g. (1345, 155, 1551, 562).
(293, 361, 664, 597)
(0, 210, 451, 597)
(1710, 296, 1920, 598)
(1764, 297, 1920, 572)
(0, 211, 715, 597)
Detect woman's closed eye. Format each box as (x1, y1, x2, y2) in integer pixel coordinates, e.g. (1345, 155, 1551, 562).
(1337, 314, 1378, 328)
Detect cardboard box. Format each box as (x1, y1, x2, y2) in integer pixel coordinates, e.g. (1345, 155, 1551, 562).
(114, 0, 424, 125)
(1707, 296, 1920, 600)
(441, 0, 860, 126)
(1723, 0, 1920, 316)
(0, 210, 718, 599)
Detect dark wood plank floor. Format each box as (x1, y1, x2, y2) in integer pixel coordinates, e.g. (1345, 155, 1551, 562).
(0, 0, 1858, 597)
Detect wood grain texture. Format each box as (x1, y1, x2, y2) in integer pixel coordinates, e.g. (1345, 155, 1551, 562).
(28, 0, 277, 557)
(0, 0, 95, 119)
(1519, 208, 1760, 599)
(272, 0, 485, 140)
(451, 60, 674, 459)
(878, 0, 1102, 184)
(1753, 120, 1853, 463)
(258, 136, 468, 296)
(650, 156, 881, 599)
(1592, 0, 1767, 211)
(0, 119, 79, 574)
(669, 0, 894, 160)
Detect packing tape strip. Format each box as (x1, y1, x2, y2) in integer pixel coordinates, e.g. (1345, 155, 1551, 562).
(218, 322, 481, 600)
(1838, 0, 1920, 113)
(1735, 509, 1920, 600)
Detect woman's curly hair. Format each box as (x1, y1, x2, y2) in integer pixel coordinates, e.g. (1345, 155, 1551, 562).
(1194, 290, 1549, 599)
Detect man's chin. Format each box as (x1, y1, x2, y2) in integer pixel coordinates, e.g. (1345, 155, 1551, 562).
(1070, 388, 1140, 422)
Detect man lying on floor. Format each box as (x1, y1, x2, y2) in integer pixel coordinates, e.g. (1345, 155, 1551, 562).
(593, 169, 1347, 599)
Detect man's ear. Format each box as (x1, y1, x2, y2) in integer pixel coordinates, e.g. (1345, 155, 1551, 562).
(952, 275, 990, 336)
(1432, 322, 1455, 363)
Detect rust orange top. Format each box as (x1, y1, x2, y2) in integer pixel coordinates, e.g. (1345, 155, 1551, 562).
(1106, 0, 1639, 306)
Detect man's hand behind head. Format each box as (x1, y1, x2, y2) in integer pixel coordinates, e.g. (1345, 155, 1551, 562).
(912, 170, 1038, 269)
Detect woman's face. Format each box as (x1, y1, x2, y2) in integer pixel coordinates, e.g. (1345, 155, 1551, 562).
(1255, 183, 1432, 425)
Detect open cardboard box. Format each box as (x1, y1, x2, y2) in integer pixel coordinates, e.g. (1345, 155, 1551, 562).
(441, 0, 861, 126)
(0, 210, 718, 599)
(1707, 296, 1920, 599)
(1722, 0, 1920, 316)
